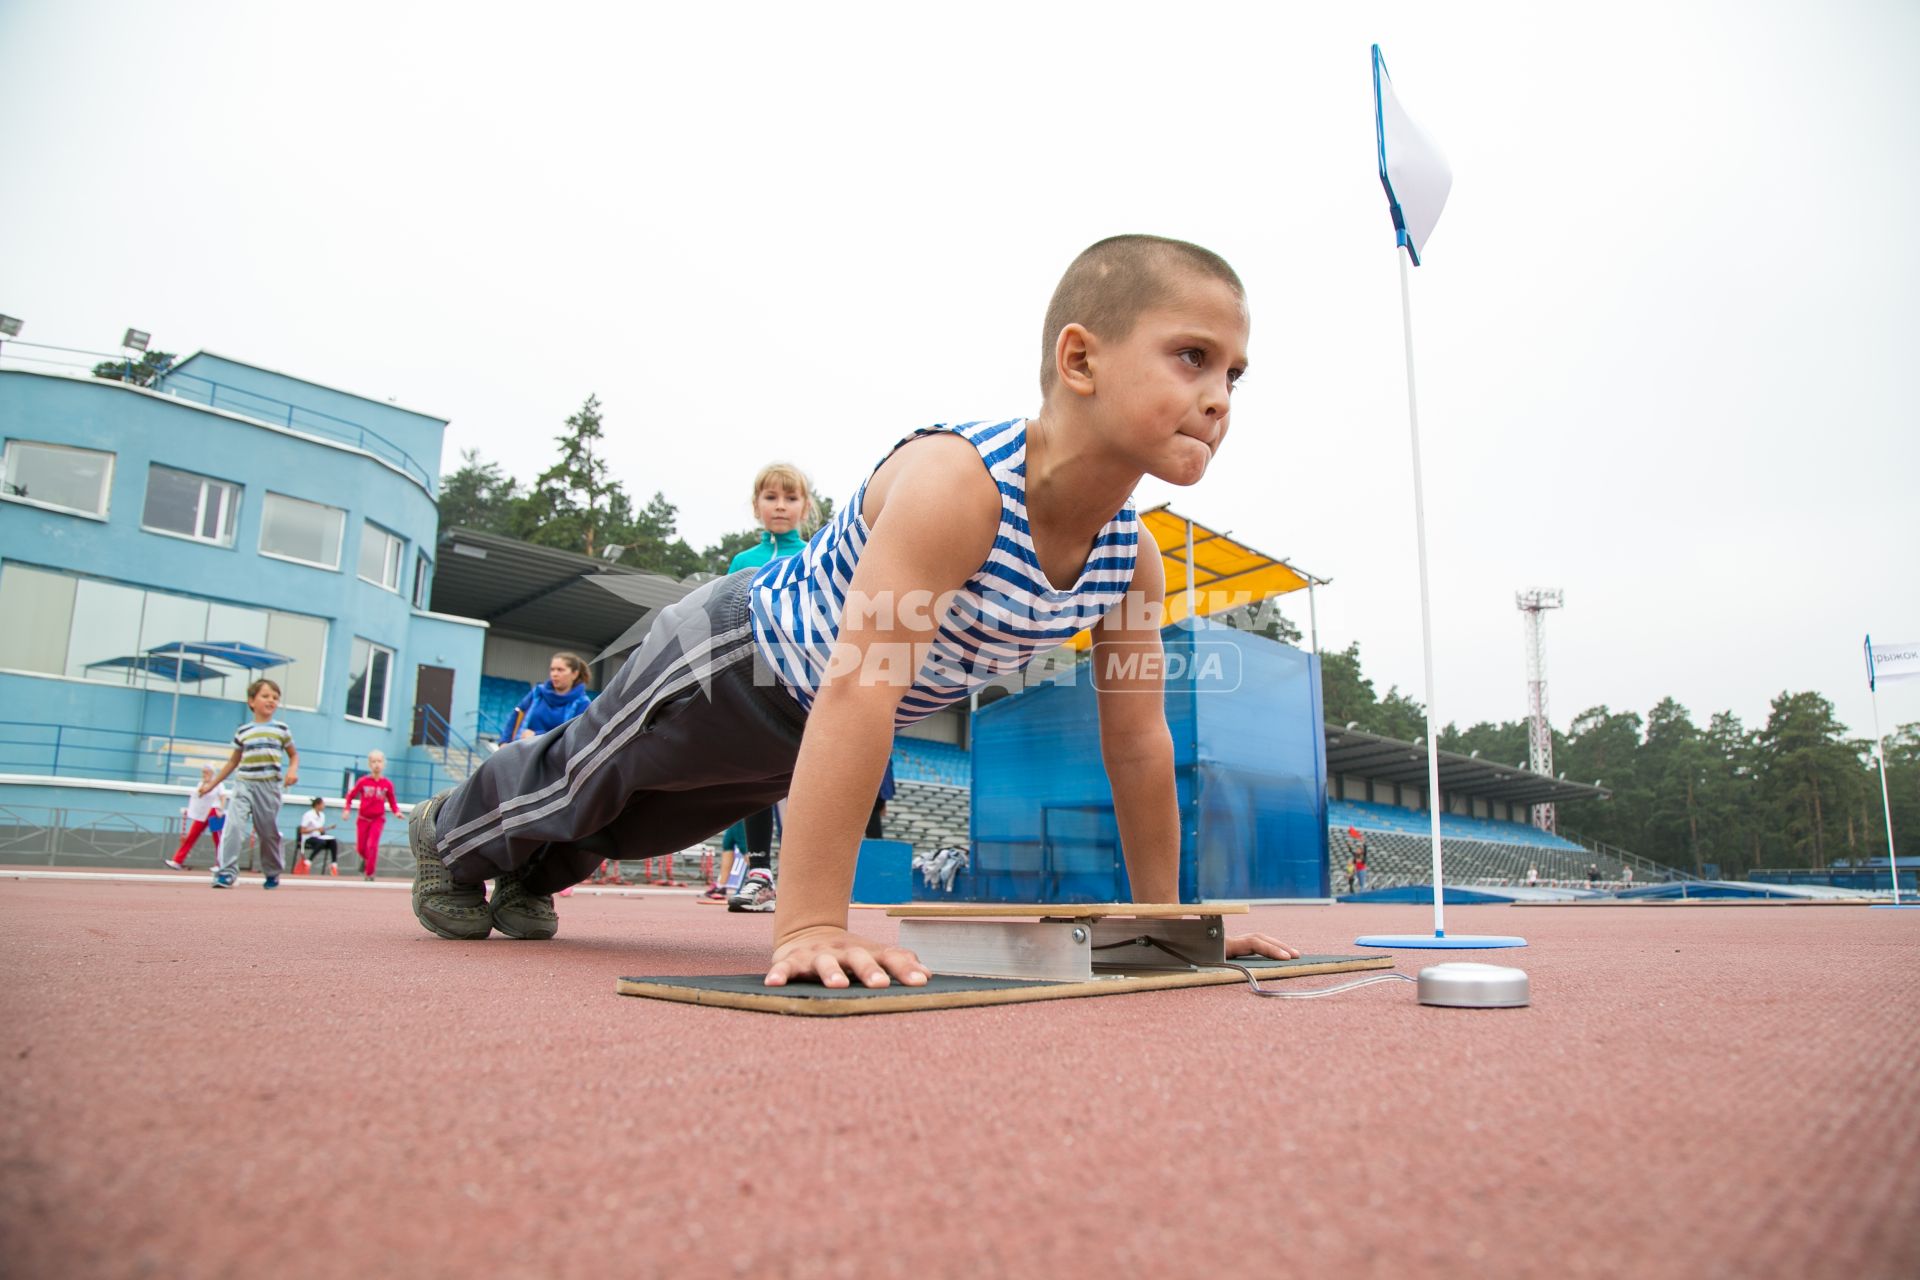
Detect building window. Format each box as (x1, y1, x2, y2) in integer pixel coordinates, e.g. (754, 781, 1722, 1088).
(345, 637, 394, 724)
(259, 492, 345, 569)
(0, 562, 327, 711)
(143, 465, 240, 546)
(1, 440, 114, 519)
(357, 522, 404, 592)
(412, 551, 431, 609)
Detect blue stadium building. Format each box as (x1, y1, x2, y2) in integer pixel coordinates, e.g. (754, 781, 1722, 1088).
(0, 351, 488, 856)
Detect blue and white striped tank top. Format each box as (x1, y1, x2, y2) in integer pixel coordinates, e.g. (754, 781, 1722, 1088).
(748, 419, 1140, 727)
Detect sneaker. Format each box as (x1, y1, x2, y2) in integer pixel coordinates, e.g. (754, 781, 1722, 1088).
(162, 855, 187, 871)
(263, 875, 280, 890)
(409, 791, 491, 940)
(700, 883, 727, 902)
(488, 870, 558, 940)
(211, 872, 236, 889)
(728, 869, 776, 913)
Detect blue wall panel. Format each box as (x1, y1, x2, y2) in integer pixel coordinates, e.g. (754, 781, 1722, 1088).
(966, 620, 1328, 903)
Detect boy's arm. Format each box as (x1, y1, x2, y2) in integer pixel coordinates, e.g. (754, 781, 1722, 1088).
(1089, 545, 1179, 904)
(201, 747, 242, 794)
(1090, 549, 1300, 961)
(765, 434, 1000, 990)
(284, 741, 298, 788)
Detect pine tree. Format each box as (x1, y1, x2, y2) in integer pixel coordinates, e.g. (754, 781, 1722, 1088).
(436, 449, 522, 534)
(523, 395, 618, 557)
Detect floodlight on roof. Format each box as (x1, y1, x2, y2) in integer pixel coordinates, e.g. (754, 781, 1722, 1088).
(122, 328, 150, 352)
(0, 315, 21, 338)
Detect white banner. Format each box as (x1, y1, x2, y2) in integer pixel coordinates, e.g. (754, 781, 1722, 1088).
(1866, 637, 1920, 688)
(1372, 44, 1453, 265)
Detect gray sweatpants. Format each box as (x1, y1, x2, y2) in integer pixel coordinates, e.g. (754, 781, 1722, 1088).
(431, 570, 808, 895)
(218, 777, 285, 878)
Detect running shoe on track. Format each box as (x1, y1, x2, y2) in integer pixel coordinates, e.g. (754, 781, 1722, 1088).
(728, 869, 776, 913)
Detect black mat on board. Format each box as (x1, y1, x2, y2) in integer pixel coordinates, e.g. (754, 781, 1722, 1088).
(621, 954, 1365, 1000)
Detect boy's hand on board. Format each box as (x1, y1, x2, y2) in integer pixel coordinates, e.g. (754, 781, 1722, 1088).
(1226, 933, 1302, 961)
(767, 926, 930, 989)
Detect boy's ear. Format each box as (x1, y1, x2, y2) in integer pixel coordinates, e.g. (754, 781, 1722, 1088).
(1056, 324, 1096, 397)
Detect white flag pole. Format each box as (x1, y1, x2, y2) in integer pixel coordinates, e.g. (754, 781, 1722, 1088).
(1870, 686, 1900, 905)
(1864, 636, 1904, 905)
(1397, 245, 1448, 938)
(1355, 44, 1523, 951)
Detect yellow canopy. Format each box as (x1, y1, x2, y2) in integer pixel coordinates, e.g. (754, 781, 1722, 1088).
(1067, 505, 1318, 649)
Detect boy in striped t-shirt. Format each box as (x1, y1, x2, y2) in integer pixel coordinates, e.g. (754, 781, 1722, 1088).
(200, 678, 299, 890)
(410, 235, 1299, 981)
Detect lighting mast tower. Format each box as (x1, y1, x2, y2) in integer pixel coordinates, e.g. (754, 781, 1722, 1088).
(1516, 588, 1565, 833)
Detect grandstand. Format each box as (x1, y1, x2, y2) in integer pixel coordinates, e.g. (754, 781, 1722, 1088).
(1324, 797, 1628, 887)
(1328, 798, 1584, 851)
(1322, 725, 1688, 888)
(875, 720, 1693, 890)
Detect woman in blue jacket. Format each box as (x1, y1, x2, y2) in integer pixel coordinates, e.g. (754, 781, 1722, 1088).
(508, 652, 599, 884)
(508, 652, 592, 741)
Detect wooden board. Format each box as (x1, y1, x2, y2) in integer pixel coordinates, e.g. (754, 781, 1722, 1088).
(615, 953, 1392, 1017)
(878, 902, 1249, 919)
(1510, 898, 1878, 908)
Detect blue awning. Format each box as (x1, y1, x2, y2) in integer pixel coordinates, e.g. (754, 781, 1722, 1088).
(86, 654, 229, 682)
(146, 641, 293, 669)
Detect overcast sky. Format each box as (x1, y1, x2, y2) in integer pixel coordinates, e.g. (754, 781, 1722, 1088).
(4, 0, 1916, 747)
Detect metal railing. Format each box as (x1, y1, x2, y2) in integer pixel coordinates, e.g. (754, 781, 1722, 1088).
(0, 799, 178, 867)
(0, 719, 454, 805)
(0, 348, 435, 494)
(153, 369, 435, 493)
(1559, 828, 1701, 883)
(412, 705, 489, 787)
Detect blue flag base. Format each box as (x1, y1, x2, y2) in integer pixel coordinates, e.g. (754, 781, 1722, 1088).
(1355, 933, 1528, 950)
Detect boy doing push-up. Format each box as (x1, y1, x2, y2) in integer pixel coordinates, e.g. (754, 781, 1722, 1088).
(410, 234, 1299, 984)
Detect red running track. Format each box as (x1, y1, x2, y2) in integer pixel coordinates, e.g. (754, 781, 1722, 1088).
(2, 874, 1917, 1279)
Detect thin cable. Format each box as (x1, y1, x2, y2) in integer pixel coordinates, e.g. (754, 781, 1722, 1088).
(1094, 936, 1416, 999)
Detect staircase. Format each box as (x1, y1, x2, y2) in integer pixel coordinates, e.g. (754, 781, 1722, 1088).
(421, 742, 486, 788)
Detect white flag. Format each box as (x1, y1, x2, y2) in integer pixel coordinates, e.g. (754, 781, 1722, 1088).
(1372, 44, 1453, 265)
(1866, 637, 1920, 689)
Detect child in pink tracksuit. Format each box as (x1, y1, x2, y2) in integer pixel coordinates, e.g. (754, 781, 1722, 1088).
(344, 750, 399, 880)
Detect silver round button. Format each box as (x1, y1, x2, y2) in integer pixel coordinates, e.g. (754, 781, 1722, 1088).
(1417, 962, 1530, 1008)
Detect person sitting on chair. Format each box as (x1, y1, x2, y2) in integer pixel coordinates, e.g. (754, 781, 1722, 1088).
(299, 797, 341, 875)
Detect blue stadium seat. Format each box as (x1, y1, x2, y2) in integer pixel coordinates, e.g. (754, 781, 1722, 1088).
(478, 674, 597, 742)
(1328, 798, 1583, 852)
(891, 739, 972, 787)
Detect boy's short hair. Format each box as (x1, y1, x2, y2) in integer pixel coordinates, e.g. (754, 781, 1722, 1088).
(1039, 234, 1245, 393)
(246, 677, 281, 700)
